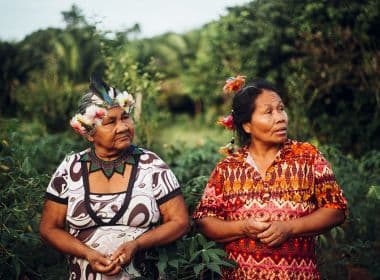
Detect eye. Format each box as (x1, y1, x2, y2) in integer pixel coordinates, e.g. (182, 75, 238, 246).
(103, 119, 115, 125)
(122, 114, 130, 120)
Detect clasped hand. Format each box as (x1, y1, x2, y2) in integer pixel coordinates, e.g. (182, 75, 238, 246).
(243, 216, 291, 247)
(86, 239, 139, 276)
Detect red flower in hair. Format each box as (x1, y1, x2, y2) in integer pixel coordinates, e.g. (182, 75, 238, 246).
(217, 114, 235, 130)
(223, 75, 246, 94)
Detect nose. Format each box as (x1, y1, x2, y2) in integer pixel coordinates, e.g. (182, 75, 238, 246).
(115, 119, 129, 133)
(274, 109, 287, 123)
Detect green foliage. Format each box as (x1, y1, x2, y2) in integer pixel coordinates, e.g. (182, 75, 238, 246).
(156, 234, 234, 279)
(0, 41, 19, 115)
(316, 145, 380, 279)
(0, 119, 85, 279)
(163, 141, 222, 214)
(144, 142, 235, 279)
(2, 5, 105, 132)
(104, 44, 167, 148)
(288, 1, 380, 155)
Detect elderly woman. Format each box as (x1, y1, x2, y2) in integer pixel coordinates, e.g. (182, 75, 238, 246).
(39, 77, 189, 279)
(193, 77, 347, 280)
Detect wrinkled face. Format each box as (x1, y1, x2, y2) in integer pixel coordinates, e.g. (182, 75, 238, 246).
(87, 107, 134, 154)
(243, 90, 288, 146)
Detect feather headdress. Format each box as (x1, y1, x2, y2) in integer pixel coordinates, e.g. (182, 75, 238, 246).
(70, 76, 135, 136)
(89, 75, 114, 106)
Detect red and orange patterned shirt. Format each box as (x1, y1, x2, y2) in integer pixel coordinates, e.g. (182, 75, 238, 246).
(193, 140, 347, 280)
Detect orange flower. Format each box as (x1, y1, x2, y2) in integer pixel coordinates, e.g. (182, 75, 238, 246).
(223, 75, 246, 94)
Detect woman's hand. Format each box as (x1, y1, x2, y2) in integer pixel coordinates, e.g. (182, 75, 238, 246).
(85, 249, 120, 275)
(257, 221, 292, 247)
(111, 240, 140, 267)
(242, 216, 271, 239)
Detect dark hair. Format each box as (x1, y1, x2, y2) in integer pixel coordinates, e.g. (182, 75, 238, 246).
(232, 78, 281, 146)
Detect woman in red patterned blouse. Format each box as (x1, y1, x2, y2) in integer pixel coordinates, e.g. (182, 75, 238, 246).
(193, 78, 347, 280)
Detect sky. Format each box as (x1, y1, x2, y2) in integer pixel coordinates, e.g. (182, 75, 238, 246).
(0, 0, 251, 41)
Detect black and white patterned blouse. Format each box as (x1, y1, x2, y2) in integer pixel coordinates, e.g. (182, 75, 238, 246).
(45, 147, 181, 280)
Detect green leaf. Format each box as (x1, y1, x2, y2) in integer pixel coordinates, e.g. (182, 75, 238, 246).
(367, 185, 380, 200)
(197, 234, 208, 247)
(194, 263, 205, 276)
(157, 259, 167, 274)
(189, 250, 202, 263)
(201, 250, 210, 263)
(318, 234, 328, 248)
(206, 263, 222, 275)
(157, 249, 168, 273)
(21, 157, 32, 175)
(204, 240, 216, 250)
(208, 251, 222, 262)
(208, 248, 226, 256)
(189, 237, 196, 255)
(168, 259, 179, 269)
(214, 260, 236, 268)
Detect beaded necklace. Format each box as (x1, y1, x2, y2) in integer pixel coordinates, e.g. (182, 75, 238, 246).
(80, 145, 143, 179)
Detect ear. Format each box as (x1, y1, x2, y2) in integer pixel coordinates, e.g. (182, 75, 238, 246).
(242, 122, 252, 134)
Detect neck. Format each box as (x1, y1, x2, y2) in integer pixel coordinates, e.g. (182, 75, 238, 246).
(93, 146, 121, 161)
(248, 140, 281, 159)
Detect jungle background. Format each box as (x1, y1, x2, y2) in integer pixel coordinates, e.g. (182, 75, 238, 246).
(1, 0, 380, 279)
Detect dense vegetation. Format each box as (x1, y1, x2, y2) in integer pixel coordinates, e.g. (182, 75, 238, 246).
(1, 0, 379, 279)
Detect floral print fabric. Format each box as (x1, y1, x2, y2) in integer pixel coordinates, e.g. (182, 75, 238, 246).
(46, 148, 181, 280)
(193, 140, 347, 280)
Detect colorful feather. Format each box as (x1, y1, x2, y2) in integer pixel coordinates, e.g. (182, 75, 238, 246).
(89, 75, 113, 105)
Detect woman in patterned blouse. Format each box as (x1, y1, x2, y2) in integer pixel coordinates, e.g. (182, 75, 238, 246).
(193, 78, 347, 280)
(39, 78, 189, 279)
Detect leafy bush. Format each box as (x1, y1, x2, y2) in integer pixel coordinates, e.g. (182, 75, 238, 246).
(155, 233, 234, 280)
(0, 119, 84, 279)
(316, 145, 380, 279)
(153, 141, 235, 279)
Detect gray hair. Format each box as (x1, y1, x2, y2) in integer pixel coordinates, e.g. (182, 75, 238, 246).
(77, 92, 96, 114)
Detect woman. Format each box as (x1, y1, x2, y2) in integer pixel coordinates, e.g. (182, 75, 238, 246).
(39, 77, 189, 279)
(193, 77, 347, 280)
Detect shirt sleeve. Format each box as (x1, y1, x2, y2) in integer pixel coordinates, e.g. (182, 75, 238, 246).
(151, 155, 182, 205)
(45, 156, 71, 204)
(192, 165, 226, 220)
(313, 150, 347, 212)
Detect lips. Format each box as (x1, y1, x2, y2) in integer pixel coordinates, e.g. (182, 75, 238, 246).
(273, 127, 287, 135)
(115, 134, 132, 141)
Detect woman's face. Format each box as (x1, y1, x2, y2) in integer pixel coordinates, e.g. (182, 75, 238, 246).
(243, 90, 288, 146)
(87, 107, 135, 155)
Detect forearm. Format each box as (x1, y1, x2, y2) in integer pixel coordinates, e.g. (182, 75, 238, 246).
(289, 207, 345, 237)
(135, 219, 190, 250)
(195, 217, 246, 243)
(40, 227, 93, 259)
